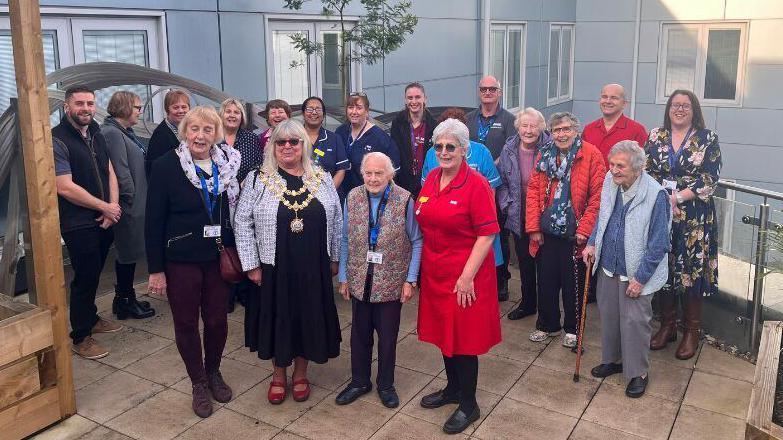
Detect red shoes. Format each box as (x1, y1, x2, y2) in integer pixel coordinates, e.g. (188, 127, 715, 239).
(268, 378, 287, 405)
(292, 377, 311, 402)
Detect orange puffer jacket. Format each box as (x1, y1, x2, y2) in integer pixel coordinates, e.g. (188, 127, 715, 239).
(525, 140, 606, 257)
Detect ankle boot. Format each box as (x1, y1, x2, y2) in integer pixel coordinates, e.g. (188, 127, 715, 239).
(112, 286, 152, 315)
(114, 289, 156, 320)
(676, 295, 701, 360)
(650, 294, 678, 350)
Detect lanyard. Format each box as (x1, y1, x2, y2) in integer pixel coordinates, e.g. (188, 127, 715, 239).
(196, 161, 220, 223)
(667, 127, 693, 172)
(410, 122, 425, 174)
(477, 114, 496, 142)
(367, 184, 391, 251)
(347, 121, 369, 156)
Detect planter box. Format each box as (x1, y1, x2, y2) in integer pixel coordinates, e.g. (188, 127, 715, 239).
(0, 294, 60, 440)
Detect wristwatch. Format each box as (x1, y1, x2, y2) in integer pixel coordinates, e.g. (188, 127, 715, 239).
(406, 281, 418, 288)
(675, 192, 685, 205)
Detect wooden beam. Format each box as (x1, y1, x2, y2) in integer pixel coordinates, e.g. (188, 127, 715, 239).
(747, 321, 783, 439)
(7, 0, 75, 417)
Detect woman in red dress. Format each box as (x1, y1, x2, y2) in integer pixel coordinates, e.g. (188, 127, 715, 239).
(415, 118, 501, 434)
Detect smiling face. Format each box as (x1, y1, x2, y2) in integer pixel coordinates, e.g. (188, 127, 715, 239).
(185, 116, 217, 160)
(347, 100, 368, 126)
(599, 84, 626, 119)
(405, 86, 426, 115)
(551, 119, 577, 151)
(668, 93, 694, 129)
(517, 114, 542, 148)
(362, 156, 393, 195)
(303, 99, 325, 129)
(609, 152, 641, 189)
(64, 91, 96, 128)
(434, 134, 465, 173)
(274, 135, 304, 169)
(267, 107, 289, 128)
(478, 76, 501, 108)
(222, 103, 242, 131)
(166, 98, 190, 125)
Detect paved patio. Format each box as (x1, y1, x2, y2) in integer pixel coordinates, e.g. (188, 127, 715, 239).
(30, 272, 754, 440)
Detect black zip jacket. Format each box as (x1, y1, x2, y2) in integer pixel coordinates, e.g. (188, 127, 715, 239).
(390, 108, 436, 197)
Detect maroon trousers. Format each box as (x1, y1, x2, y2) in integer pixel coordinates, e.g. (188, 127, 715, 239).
(165, 260, 230, 384)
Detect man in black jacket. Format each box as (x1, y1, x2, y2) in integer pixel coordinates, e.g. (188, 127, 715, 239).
(53, 86, 123, 360)
(390, 82, 436, 196)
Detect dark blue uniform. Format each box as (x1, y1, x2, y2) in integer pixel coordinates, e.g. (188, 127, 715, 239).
(335, 124, 400, 195)
(312, 127, 350, 175)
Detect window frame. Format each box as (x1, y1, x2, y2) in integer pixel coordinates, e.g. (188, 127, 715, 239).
(656, 21, 749, 107)
(547, 22, 575, 106)
(488, 21, 526, 111)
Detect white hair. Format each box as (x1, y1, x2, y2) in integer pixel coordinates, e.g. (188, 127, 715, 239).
(261, 119, 318, 178)
(608, 140, 646, 170)
(433, 118, 470, 149)
(360, 151, 396, 177)
(514, 107, 546, 131)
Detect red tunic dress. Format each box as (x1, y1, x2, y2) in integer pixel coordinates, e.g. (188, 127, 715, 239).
(416, 161, 502, 356)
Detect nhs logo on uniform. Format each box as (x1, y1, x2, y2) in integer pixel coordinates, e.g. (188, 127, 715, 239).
(365, 145, 373, 151)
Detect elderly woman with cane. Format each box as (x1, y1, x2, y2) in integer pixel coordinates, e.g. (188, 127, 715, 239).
(582, 140, 671, 398)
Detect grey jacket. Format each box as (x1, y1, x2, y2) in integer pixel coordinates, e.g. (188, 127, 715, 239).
(496, 131, 551, 236)
(101, 118, 147, 263)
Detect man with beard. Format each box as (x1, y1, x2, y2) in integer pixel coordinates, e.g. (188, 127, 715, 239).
(390, 82, 436, 196)
(53, 86, 123, 360)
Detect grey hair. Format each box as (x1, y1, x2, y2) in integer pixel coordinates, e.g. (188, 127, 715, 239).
(261, 119, 318, 178)
(360, 151, 396, 177)
(548, 112, 581, 132)
(514, 107, 546, 131)
(608, 140, 646, 171)
(432, 118, 470, 150)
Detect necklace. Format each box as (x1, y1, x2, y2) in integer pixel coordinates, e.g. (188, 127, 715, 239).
(259, 170, 323, 233)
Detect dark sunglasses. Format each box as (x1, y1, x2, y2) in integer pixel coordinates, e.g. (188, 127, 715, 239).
(275, 138, 301, 147)
(434, 143, 458, 153)
(479, 86, 499, 93)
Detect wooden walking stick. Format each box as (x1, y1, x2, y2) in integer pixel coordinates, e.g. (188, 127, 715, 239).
(573, 258, 592, 382)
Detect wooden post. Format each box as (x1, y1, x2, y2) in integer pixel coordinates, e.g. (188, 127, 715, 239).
(7, 0, 75, 417)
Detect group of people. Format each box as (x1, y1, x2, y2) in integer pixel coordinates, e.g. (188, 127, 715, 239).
(51, 75, 720, 434)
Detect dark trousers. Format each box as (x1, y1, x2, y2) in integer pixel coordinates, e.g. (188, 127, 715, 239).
(115, 261, 136, 294)
(62, 227, 114, 344)
(165, 260, 231, 384)
(535, 234, 585, 334)
(350, 297, 402, 391)
(512, 231, 538, 313)
(443, 354, 478, 413)
(496, 205, 511, 287)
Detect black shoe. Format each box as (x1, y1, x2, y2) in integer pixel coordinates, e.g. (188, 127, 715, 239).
(625, 376, 648, 398)
(335, 384, 372, 405)
(590, 363, 623, 378)
(227, 292, 236, 314)
(112, 292, 151, 315)
(378, 387, 399, 408)
(115, 296, 155, 320)
(420, 389, 460, 409)
(507, 307, 535, 320)
(497, 282, 509, 302)
(443, 406, 480, 434)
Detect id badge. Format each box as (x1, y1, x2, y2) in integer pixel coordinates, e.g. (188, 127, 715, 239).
(662, 179, 677, 194)
(203, 225, 221, 238)
(366, 251, 383, 264)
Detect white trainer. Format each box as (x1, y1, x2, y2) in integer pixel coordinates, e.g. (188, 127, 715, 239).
(529, 329, 561, 342)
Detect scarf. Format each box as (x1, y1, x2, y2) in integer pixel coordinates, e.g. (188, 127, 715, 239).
(536, 136, 582, 236)
(175, 142, 242, 219)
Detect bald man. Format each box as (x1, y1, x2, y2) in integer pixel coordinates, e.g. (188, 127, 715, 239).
(582, 84, 648, 170)
(465, 75, 516, 301)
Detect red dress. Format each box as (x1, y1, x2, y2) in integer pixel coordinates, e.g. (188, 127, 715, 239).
(416, 161, 502, 356)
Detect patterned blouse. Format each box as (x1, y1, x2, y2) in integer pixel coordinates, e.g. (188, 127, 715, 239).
(230, 128, 263, 184)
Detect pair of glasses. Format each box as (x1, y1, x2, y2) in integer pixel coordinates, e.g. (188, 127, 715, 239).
(551, 126, 574, 134)
(434, 143, 458, 153)
(479, 86, 499, 93)
(350, 91, 367, 97)
(671, 103, 692, 111)
(133, 105, 143, 111)
(275, 138, 301, 147)
(304, 107, 323, 114)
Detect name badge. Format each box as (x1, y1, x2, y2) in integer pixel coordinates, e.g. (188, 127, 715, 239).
(662, 179, 677, 194)
(314, 148, 325, 157)
(418, 196, 429, 203)
(203, 225, 221, 238)
(366, 251, 383, 264)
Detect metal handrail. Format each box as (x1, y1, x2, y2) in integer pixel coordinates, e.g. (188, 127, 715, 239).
(718, 180, 783, 202)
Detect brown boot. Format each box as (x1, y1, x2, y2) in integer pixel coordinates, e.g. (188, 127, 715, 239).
(650, 294, 677, 350)
(676, 295, 701, 360)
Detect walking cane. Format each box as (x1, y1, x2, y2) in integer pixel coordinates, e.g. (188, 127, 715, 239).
(573, 258, 592, 383)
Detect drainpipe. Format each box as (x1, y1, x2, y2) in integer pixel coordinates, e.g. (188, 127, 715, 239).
(630, 0, 642, 118)
(481, 0, 491, 77)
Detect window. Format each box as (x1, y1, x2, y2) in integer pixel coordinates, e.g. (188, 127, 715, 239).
(489, 23, 525, 110)
(547, 23, 574, 105)
(657, 22, 747, 106)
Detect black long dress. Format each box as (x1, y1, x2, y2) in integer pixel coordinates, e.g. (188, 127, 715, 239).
(245, 169, 342, 367)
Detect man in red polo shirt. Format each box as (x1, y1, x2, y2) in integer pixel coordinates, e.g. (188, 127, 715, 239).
(582, 84, 648, 169)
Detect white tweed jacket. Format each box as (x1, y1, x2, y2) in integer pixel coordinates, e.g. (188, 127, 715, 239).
(233, 168, 342, 271)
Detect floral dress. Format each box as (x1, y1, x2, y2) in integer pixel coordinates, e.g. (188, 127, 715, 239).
(645, 127, 722, 297)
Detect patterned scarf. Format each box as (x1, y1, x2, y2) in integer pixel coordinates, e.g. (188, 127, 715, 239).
(175, 142, 242, 219)
(536, 136, 582, 236)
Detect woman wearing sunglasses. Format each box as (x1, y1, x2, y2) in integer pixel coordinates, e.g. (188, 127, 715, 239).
(335, 92, 400, 198)
(234, 119, 343, 405)
(414, 118, 501, 434)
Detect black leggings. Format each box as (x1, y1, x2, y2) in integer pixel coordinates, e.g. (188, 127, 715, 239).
(115, 261, 136, 294)
(443, 354, 478, 413)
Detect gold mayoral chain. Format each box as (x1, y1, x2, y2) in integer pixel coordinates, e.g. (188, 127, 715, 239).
(260, 171, 323, 233)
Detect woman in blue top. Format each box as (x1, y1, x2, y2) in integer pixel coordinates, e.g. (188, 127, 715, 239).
(302, 96, 350, 188)
(335, 93, 400, 198)
(420, 108, 503, 267)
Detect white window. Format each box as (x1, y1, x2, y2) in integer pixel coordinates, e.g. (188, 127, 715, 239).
(657, 22, 748, 106)
(489, 23, 525, 110)
(547, 23, 574, 105)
